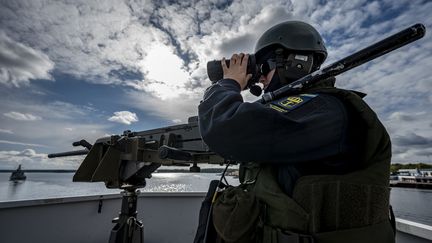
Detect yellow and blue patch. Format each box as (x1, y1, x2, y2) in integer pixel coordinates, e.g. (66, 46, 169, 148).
(267, 94, 318, 113)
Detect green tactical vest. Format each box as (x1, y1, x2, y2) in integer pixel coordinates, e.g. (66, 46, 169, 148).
(213, 87, 395, 243)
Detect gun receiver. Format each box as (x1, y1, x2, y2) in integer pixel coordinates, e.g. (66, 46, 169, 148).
(48, 116, 225, 189)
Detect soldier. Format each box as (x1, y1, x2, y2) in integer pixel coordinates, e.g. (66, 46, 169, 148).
(198, 21, 395, 243)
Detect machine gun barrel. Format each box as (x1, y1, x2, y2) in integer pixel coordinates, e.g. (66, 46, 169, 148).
(47, 149, 89, 158)
(158, 145, 193, 161)
(260, 23, 426, 103)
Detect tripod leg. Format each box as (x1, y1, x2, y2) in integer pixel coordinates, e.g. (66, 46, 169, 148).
(109, 189, 144, 243)
(109, 216, 144, 243)
(127, 217, 144, 243)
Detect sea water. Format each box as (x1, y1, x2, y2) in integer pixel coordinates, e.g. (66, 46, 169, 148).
(1, 172, 431, 226)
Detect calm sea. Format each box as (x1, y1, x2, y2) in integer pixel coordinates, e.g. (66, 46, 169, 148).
(1, 172, 431, 226)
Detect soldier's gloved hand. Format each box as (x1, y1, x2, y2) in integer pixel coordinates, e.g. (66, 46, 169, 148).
(222, 53, 252, 90)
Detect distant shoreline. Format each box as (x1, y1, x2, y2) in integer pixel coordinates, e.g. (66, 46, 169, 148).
(0, 168, 236, 173)
(0, 170, 77, 173)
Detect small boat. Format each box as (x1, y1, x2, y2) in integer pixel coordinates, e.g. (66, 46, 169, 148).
(9, 165, 26, 181)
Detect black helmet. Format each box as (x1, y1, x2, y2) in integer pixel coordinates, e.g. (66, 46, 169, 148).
(254, 21, 327, 66)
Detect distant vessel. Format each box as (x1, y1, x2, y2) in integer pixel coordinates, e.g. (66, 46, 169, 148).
(390, 169, 432, 189)
(9, 165, 26, 181)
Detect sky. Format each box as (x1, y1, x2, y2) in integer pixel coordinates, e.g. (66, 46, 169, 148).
(0, 0, 431, 169)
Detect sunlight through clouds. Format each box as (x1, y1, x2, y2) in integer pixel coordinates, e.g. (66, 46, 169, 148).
(0, 0, 431, 165)
(139, 44, 191, 99)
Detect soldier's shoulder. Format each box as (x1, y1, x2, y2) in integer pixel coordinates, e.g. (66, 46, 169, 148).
(266, 93, 321, 113)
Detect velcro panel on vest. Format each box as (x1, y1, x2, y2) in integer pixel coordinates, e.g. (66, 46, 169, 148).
(313, 220, 395, 243)
(292, 169, 390, 233)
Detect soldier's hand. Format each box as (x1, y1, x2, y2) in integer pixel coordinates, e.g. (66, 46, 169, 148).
(222, 53, 252, 90)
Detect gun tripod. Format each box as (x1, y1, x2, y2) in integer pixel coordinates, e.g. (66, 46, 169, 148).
(109, 188, 144, 243)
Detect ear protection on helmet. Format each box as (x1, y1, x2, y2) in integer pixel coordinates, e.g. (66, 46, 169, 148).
(274, 48, 315, 85)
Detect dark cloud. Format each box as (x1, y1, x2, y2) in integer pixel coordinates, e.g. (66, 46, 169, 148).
(389, 112, 416, 122)
(109, 67, 144, 81)
(414, 149, 432, 157)
(217, 33, 256, 56)
(393, 133, 432, 148)
(0, 32, 54, 87)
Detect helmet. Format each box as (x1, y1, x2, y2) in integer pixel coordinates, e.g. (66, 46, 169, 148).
(254, 21, 327, 66)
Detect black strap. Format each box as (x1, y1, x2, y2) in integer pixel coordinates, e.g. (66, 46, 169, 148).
(389, 205, 396, 236)
(277, 230, 314, 243)
(193, 180, 225, 243)
(275, 49, 288, 85)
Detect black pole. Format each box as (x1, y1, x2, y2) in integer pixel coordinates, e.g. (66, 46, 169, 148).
(259, 23, 426, 104)
(109, 189, 144, 243)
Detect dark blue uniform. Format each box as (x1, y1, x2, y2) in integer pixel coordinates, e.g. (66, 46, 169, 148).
(198, 79, 363, 195)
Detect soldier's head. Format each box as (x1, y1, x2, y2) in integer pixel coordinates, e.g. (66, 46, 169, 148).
(254, 21, 327, 92)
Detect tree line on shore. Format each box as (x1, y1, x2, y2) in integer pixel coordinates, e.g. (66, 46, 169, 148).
(391, 163, 432, 173)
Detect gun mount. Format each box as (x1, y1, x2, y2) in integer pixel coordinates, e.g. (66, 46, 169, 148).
(49, 116, 226, 243)
(48, 116, 225, 189)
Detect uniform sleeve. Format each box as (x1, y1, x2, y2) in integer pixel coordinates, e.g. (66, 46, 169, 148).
(198, 79, 348, 164)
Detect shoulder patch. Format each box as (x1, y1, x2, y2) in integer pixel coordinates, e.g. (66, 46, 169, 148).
(268, 94, 318, 112)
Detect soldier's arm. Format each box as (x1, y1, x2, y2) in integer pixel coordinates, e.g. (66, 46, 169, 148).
(198, 79, 348, 163)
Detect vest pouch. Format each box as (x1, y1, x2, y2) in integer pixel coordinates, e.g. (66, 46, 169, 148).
(254, 166, 310, 232)
(212, 185, 260, 243)
(313, 220, 395, 243)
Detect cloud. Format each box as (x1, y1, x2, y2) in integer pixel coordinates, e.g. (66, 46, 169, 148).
(384, 110, 432, 162)
(108, 111, 139, 125)
(0, 32, 54, 87)
(3, 111, 42, 121)
(0, 129, 13, 134)
(393, 133, 432, 148)
(0, 140, 49, 148)
(0, 97, 112, 153)
(0, 149, 81, 169)
(132, 43, 192, 99)
(126, 90, 200, 123)
(388, 112, 416, 122)
(1, 0, 431, 164)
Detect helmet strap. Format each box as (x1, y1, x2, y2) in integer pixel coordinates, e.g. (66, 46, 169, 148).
(274, 48, 314, 85)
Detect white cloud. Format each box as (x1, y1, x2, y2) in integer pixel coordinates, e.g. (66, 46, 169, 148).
(0, 149, 81, 169)
(0, 32, 54, 87)
(4, 111, 42, 121)
(0, 0, 431, 164)
(126, 90, 200, 123)
(0, 129, 13, 134)
(0, 140, 48, 148)
(0, 98, 112, 153)
(135, 44, 192, 99)
(108, 111, 139, 125)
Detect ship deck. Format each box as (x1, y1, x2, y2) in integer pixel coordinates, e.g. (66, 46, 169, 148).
(0, 192, 431, 243)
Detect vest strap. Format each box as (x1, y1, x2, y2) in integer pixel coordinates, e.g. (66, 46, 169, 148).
(261, 225, 315, 243)
(277, 230, 315, 243)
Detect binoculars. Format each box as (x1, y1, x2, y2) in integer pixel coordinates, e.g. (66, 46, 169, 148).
(206, 54, 263, 96)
